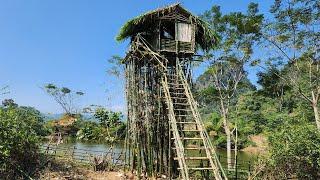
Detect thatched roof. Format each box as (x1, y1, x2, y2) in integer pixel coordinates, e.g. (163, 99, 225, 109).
(116, 3, 218, 51)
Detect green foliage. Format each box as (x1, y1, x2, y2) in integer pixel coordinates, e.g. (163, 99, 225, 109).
(260, 0, 320, 129)
(94, 108, 122, 128)
(257, 67, 290, 98)
(2, 99, 18, 108)
(75, 119, 126, 143)
(107, 55, 125, 78)
(66, 108, 127, 143)
(262, 124, 320, 179)
(197, 3, 263, 153)
(76, 121, 104, 141)
(201, 3, 263, 58)
(0, 104, 47, 178)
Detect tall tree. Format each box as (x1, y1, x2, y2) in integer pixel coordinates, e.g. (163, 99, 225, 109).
(261, 0, 320, 129)
(201, 3, 263, 168)
(43, 83, 84, 115)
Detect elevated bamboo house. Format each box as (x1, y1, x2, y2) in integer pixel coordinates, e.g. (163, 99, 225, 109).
(118, 4, 226, 179)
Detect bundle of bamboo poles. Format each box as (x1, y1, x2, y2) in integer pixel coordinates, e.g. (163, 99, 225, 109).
(123, 35, 194, 179)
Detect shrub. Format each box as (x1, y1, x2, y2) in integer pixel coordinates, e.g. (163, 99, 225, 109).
(260, 124, 320, 179)
(0, 105, 46, 179)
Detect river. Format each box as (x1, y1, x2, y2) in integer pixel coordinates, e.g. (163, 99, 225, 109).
(53, 141, 255, 167)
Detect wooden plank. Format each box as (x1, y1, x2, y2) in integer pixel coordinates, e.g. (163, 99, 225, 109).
(173, 147, 206, 150)
(174, 157, 209, 160)
(170, 129, 200, 132)
(179, 167, 213, 170)
(176, 121, 197, 124)
(171, 137, 202, 140)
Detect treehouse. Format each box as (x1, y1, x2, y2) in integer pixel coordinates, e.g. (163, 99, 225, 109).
(118, 4, 224, 179)
(117, 3, 217, 56)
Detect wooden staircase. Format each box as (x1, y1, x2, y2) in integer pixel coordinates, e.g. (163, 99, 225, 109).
(161, 63, 227, 180)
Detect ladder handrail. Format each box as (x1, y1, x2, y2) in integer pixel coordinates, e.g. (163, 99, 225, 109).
(161, 75, 189, 180)
(177, 62, 228, 180)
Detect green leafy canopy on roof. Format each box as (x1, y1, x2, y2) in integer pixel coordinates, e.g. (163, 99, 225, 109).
(116, 3, 219, 51)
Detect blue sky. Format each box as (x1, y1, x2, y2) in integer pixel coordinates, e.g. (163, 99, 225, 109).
(0, 0, 273, 114)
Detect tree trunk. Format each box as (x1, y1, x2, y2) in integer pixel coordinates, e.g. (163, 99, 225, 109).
(220, 100, 232, 170)
(312, 104, 320, 130)
(226, 128, 232, 170)
(222, 114, 231, 170)
(233, 126, 238, 170)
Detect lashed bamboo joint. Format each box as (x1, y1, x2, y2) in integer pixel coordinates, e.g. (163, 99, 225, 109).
(119, 4, 226, 179)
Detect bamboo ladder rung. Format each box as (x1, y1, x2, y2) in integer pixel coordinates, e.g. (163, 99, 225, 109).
(174, 157, 209, 160)
(169, 87, 185, 90)
(172, 102, 189, 105)
(167, 82, 184, 86)
(175, 115, 192, 117)
(173, 147, 206, 150)
(163, 97, 188, 100)
(178, 167, 213, 170)
(170, 93, 186, 95)
(175, 109, 191, 111)
(170, 137, 203, 140)
(170, 97, 188, 100)
(170, 129, 201, 132)
(176, 121, 197, 124)
(166, 108, 191, 111)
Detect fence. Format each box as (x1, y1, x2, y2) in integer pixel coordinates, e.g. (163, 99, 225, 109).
(41, 145, 254, 179)
(40, 145, 126, 167)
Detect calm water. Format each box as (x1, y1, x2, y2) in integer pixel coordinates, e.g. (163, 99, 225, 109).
(53, 141, 255, 164)
(55, 141, 124, 155)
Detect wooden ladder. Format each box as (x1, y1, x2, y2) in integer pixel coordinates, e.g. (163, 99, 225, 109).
(161, 63, 227, 180)
(131, 35, 226, 179)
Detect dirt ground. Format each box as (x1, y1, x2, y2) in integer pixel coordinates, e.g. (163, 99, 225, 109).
(38, 158, 134, 180)
(40, 170, 127, 180)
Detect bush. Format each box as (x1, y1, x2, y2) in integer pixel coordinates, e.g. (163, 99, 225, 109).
(0, 105, 46, 179)
(261, 124, 320, 179)
(76, 121, 104, 141)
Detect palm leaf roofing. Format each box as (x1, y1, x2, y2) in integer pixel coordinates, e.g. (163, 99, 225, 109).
(116, 3, 218, 51)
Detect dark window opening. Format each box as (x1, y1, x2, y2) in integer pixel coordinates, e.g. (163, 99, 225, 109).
(160, 21, 175, 40)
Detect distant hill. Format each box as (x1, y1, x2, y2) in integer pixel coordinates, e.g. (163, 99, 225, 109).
(43, 113, 63, 121)
(42, 113, 95, 121)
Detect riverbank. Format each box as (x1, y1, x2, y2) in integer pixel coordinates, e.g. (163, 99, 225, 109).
(241, 134, 268, 154)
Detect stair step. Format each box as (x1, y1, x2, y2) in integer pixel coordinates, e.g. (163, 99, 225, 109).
(178, 167, 213, 171)
(169, 87, 185, 90)
(175, 115, 191, 117)
(171, 97, 188, 100)
(175, 109, 191, 112)
(178, 167, 213, 170)
(171, 137, 202, 140)
(167, 83, 183, 86)
(170, 92, 185, 95)
(172, 102, 189, 105)
(166, 108, 190, 111)
(173, 147, 206, 150)
(171, 129, 200, 132)
(176, 122, 197, 124)
(174, 157, 209, 160)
